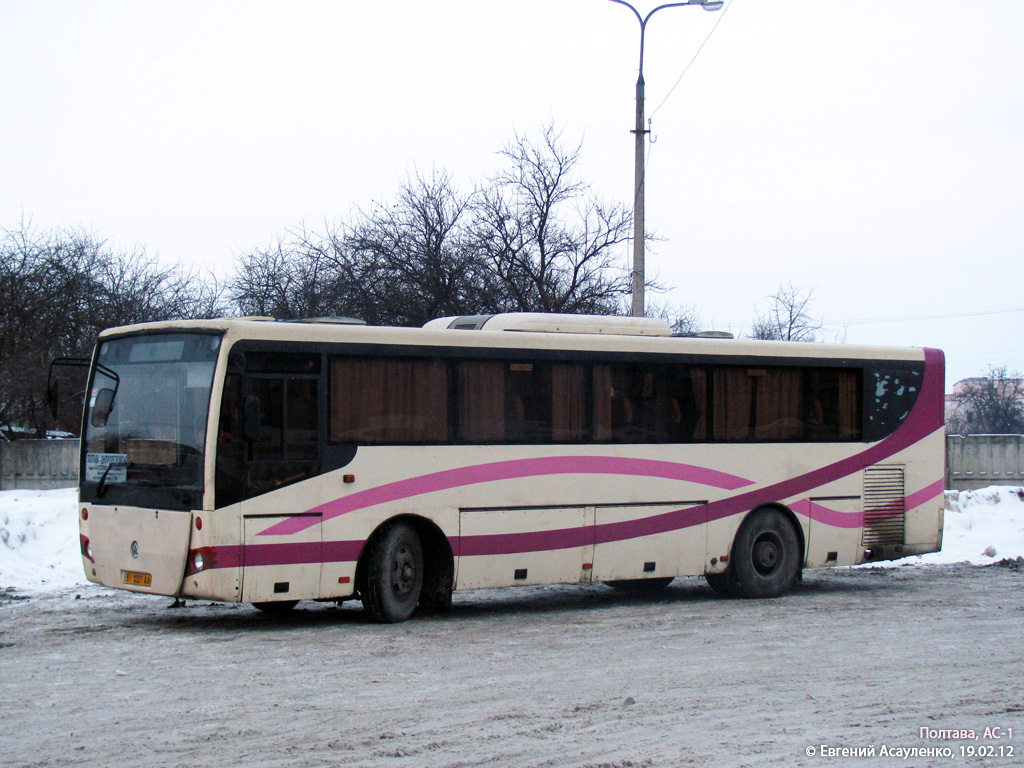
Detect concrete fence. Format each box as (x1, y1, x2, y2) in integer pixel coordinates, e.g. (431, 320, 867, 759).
(946, 434, 1024, 491)
(3, 435, 1024, 492)
(0, 439, 80, 491)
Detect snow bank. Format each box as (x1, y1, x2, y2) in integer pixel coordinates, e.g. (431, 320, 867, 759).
(0, 487, 83, 592)
(902, 485, 1024, 565)
(2, 486, 1023, 594)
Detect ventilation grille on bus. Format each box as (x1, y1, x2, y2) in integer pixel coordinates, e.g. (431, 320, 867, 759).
(862, 466, 905, 546)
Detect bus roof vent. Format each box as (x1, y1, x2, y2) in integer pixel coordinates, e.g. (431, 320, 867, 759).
(674, 330, 735, 339)
(291, 317, 367, 325)
(424, 313, 672, 336)
(423, 315, 495, 331)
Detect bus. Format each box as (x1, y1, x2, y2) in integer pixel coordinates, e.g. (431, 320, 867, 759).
(67, 313, 945, 621)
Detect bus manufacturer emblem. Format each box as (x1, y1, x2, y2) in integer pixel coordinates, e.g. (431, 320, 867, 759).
(130, 541, 140, 559)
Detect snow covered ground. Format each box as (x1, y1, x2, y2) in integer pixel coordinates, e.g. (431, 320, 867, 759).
(0, 486, 81, 593)
(2, 485, 1023, 595)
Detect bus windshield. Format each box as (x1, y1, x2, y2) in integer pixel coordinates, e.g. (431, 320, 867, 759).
(81, 332, 222, 510)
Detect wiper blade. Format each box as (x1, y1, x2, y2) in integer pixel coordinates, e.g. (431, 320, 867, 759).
(95, 461, 127, 498)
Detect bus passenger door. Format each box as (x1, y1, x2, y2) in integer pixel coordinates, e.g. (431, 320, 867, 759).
(241, 513, 323, 603)
(591, 502, 707, 582)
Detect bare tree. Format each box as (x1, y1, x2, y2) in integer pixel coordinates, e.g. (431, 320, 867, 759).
(230, 231, 324, 319)
(646, 300, 702, 335)
(749, 281, 824, 342)
(472, 125, 633, 315)
(231, 172, 485, 327)
(228, 126, 636, 325)
(344, 169, 487, 325)
(947, 367, 1024, 435)
(1, 221, 222, 437)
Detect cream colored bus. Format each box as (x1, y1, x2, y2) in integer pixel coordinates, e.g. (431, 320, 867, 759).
(71, 313, 945, 621)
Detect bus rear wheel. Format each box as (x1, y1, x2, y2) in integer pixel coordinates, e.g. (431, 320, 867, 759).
(360, 521, 424, 623)
(728, 508, 801, 599)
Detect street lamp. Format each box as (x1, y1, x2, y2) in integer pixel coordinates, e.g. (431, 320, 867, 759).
(608, 0, 723, 318)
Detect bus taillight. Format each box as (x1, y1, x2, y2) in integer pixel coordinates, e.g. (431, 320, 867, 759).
(80, 535, 93, 562)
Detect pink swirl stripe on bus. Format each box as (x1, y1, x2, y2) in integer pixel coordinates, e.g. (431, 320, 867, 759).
(904, 479, 946, 510)
(788, 499, 862, 529)
(453, 480, 943, 557)
(457, 505, 709, 557)
(786, 480, 946, 530)
(258, 456, 754, 537)
(188, 478, 945, 571)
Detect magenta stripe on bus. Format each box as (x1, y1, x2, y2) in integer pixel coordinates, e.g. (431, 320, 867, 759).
(904, 479, 945, 510)
(186, 540, 364, 576)
(788, 499, 861, 529)
(453, 480, 942, 557)
(193, 477, 943, 572)
(258, 456, 753, 537)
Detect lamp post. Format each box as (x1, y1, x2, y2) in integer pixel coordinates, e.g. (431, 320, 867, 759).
(608, 0, 723, 317)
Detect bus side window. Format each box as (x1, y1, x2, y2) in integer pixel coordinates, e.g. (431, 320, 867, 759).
(286, 378, 318, 459)
(331, 357, 449, 444)
(551, 363, 586, 442)
(249, 378, 285, 460)
(244, 374, 320, 497)
(752, 369, 804, 441)
(458, 362, 505, 443)
(215, 374, 246, 507)
(608, 365, 655, 442)
(592, 365, 612, 442)
(664, 366, 707, 442)
(505, 363, 553, 443)
(803, 368, 862, 441)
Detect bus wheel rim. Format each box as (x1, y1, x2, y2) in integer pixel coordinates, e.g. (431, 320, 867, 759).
(391, 544, 416, 597)
(752, 532, 782, 576)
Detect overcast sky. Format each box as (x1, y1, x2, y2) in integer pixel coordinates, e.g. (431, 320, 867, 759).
(2, 0, 1022, 388)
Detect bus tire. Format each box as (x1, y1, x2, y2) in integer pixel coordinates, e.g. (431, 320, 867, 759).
(604, 577, 673, 593)
(360, 521, 424, 623)
(703, 571, 738, 597)
(729, 508, 801, 599)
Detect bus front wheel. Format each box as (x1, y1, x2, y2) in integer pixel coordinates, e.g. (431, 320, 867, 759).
(703, 572, 737, 597)
(725, 508, 801, 599)
(360, 521, 424, 623)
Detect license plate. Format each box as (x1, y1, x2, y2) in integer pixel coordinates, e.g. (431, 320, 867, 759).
(122, 570, 152, 587)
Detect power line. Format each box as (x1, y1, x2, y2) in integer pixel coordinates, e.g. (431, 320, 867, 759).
(649, 0, 733, 120)
(822, 307, 1024, 326)
(712, 307, 1023, 329)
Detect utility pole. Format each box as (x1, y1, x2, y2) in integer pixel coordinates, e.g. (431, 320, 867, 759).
(608, 0, 723, 317)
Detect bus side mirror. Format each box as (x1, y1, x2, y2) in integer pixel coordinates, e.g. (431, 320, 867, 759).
(46, 356, 93, 423)
(242, 395, 261, 444)
(91, 388, 116, 428)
